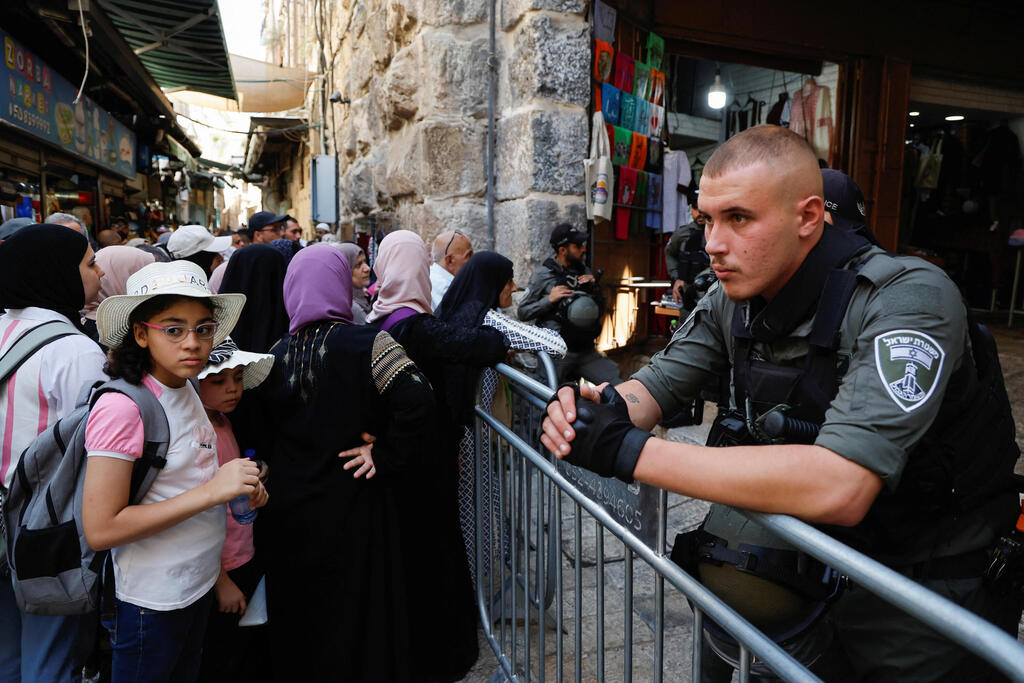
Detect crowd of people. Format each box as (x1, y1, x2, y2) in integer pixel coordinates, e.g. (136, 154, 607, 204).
(0, 205, 592, 683)
(0, 123, 1020, 683)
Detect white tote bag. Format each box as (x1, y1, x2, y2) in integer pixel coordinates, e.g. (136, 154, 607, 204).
(585, 110, 614, 224)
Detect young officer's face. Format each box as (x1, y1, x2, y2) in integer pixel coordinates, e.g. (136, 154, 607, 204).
(699, 163, 817, 302)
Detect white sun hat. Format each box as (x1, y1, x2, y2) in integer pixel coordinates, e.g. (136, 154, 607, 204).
(167, 224, 232, 259)
(96, 261, 245, 348)
(197, 337, 274, 390)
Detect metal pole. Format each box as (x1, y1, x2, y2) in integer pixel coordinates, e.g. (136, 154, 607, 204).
(485, 0, 497, 250)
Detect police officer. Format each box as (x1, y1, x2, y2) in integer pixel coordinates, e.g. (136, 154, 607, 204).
(665, 198, 710, 306)
(518, 223, 622, 386)
(542, 125, 1021, 681)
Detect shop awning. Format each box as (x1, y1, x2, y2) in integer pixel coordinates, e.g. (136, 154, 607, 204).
(169, 55, 313, 113)
(95, 0, 237, 101)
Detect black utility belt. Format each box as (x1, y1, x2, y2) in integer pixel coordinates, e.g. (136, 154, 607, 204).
(894, 548, 990, 582)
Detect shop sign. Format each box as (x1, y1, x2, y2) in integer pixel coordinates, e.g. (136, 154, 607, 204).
(1, 27, 136, 179)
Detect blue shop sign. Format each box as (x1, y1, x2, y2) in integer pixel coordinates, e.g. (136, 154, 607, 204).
(1, 27, 136, 179)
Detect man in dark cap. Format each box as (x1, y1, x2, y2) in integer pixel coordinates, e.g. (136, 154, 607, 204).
(248, 211, 290, 245)
(518, 223, 622, 385)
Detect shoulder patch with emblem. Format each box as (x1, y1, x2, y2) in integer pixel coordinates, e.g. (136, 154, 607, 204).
(873, 329, 945, 412)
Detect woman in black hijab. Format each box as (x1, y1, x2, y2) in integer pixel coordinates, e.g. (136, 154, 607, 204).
(436, 251, 567, 588)
(435, 251, 514, 420)
(0, 223, 97, 330)
(218, 245, 289, 353)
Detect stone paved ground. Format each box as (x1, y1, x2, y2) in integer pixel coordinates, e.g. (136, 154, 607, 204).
(462, 320, 1024, 681)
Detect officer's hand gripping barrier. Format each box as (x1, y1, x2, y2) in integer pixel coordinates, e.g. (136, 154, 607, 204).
(547, 383, 651, 483)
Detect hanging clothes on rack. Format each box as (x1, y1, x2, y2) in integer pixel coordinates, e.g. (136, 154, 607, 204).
(661, 149, 692, 234)
(790, 77, 833, 164)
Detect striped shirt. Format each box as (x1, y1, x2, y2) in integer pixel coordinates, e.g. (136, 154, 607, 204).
(0, 308, 106, 488)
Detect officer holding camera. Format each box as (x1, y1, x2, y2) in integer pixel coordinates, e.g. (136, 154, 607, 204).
(518, 223, 622, 386)
(543, 126, 1022, 681)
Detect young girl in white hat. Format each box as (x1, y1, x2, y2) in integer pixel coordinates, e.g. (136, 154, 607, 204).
(81, 261, 268, 682)
(195, 337, 274, 680)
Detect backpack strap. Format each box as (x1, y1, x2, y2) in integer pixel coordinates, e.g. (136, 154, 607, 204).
(89, 379, 171, 505)
(0, 320, 79, 386)
(380, 307, 418, 332)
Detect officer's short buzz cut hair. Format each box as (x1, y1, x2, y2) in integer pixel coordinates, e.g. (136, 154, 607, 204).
(702, 125, 818, 180)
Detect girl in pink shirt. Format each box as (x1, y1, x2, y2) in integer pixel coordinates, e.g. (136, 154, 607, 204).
(82, 261, 268, 683)
(195, 338, 274, 681)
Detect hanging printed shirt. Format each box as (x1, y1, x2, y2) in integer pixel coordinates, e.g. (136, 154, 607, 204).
(620, 92, 637, 132)
(613, 53, 635, 93)
(646, 32, 665, 70)
(593, 40, 614, 82)
(601, 83, 621, 126)
(633, 62, 651, 101)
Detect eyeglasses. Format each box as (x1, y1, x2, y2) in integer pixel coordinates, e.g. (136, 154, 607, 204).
(141, 321, 220, 343)
(258, 224, 283, 234)
(444, 230, 465, 256)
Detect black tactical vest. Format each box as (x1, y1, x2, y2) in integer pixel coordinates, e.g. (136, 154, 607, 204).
(726, 227, 1020, 560)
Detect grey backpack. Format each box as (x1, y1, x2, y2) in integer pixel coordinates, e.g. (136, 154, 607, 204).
(3, 378, 169, 615)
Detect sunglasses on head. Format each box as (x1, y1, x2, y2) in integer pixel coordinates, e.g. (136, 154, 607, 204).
(444, 230, 465, 256)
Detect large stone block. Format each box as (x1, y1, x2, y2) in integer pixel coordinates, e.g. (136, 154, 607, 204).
(382, 44, 419, 129)
(419, 119, 486, 199)
(420, 30, 489, 118)
(342, 157, 378, 216)
(501, 0, 586, 32)
(496, 109, 588, 199)
(508, 14, 589, 107)
(418, 0, 488, 25)
(401, 198, 488, 247)
(383, 126, 421, 197)
(495, 195, 584, 280)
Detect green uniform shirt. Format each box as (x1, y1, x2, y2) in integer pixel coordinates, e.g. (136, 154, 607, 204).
(633, 246, 1003, 565)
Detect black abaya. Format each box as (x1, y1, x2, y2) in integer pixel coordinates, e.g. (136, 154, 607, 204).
(253, 321, 435, 682)
(381, 313, 509, 681)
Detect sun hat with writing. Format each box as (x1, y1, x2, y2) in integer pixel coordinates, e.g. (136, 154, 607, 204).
(96, 261, 245, 348)
(197, 337, 274, 390)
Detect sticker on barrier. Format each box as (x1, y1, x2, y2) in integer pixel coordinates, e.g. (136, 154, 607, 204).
(555, 459, 660, 550)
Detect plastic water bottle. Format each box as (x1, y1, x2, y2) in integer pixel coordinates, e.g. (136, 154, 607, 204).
(228, 449, 258, 525)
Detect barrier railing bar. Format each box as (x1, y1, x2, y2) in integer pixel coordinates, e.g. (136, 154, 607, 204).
(555, 482, 564, 683)
(474, 407, 820, 683)
(624, 548, 633, 683)
(654, 488, 667, 683)
(537, 466, 546, 683)
(739, 645, 751, 682)
(510, 439, 519, 677)
(574, 501, 583, 683)
(522, 451, 530, 677)
(692, 606, 704, 681)
(744, 511, 1024, 680)
(494, 361, 556, 401)
(596, 518, 606, 683)
(498, 434, 508, 665)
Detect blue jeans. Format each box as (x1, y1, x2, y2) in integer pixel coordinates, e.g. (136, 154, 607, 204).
(0, 578, 90, 683)
(101, 591, 213, 683)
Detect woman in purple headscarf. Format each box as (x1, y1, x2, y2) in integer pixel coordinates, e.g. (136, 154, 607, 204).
(250, 244, 436, 681)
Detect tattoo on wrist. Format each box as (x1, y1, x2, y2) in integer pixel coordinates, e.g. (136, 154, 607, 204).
(625, 393, 640, 404)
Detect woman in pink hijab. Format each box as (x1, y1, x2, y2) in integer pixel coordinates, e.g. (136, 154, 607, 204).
(367, 229, 509, 681)
(82, 245, 155, 344)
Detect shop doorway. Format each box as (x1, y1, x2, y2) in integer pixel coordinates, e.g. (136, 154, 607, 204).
(899, 84, 1024, 309)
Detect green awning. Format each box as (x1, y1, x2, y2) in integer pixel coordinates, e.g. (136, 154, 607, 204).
(96, 0, 237, 100)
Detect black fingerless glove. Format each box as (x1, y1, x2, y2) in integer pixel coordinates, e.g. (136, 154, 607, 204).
(550, 383, 651, 483)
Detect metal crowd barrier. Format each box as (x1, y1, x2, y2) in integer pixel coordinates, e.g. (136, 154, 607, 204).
(471, 352, 1024, 682)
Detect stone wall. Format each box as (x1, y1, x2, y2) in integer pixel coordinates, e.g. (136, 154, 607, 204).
(315, 0, 590, 282)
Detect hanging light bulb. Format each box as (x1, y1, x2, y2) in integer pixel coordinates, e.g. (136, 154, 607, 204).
(707, 69, 727, 110)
